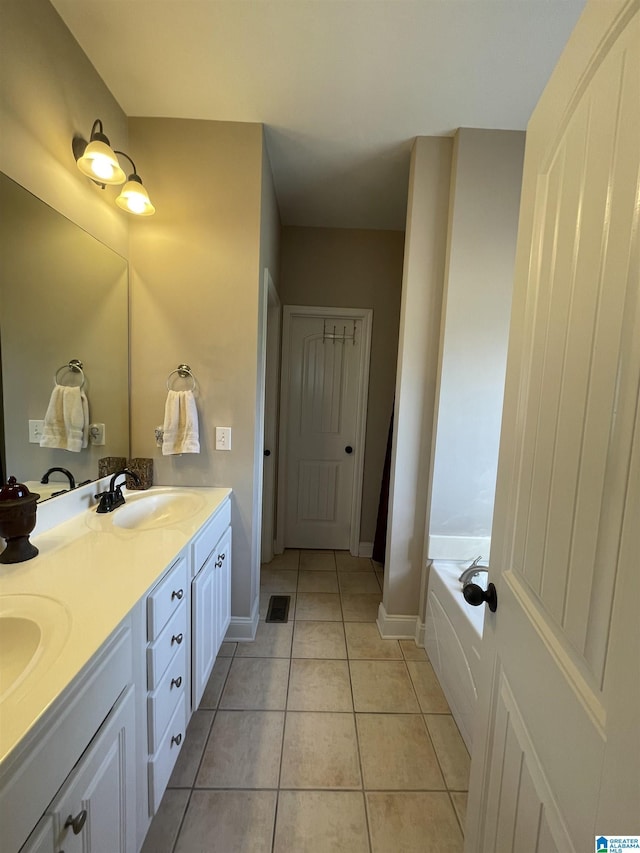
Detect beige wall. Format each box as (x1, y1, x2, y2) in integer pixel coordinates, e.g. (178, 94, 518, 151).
(384, 136, 453, 617)
(428, 128, 525, 558)
(278, 226, 405, 544)
(0, 0, 128, 256)
(128, 118, 275, 629)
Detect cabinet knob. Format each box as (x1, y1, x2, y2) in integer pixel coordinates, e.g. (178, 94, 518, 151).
(171, 733, 183, 747)
(64, 808, 87, 835)
(171, 676, 183, 689)
(171, 633, 184, 645)
(171, 589, 184, 601)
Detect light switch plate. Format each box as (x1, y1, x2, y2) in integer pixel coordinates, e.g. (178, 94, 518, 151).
(215, 426, 232, 450)
(28, 419, 45, 443)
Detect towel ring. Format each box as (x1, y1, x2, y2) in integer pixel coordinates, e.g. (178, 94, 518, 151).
(166, 364, 196, 392)
(55, 359, 86, 389)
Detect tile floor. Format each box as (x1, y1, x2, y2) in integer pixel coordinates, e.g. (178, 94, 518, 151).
(142, 549, 470, 853)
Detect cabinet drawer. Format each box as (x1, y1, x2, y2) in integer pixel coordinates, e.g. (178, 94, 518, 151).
(147, 601, 187, 689)
(147, 642, 187, 753)
(191, 498, 231, 576)
(148, 694, 187, 814)
(147, 554, 188, 640)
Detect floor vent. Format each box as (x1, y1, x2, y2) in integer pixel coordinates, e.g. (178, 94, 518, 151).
(265, 595, 291, 623)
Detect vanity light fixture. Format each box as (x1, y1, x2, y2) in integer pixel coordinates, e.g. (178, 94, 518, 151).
(114, 151, 155, 217)
(73, 119, 155, 216)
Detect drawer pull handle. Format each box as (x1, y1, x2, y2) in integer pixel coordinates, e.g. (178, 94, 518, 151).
(64, 808, 87, 835)
(215, 552, 226, 568)
(171, 733, 183, 747)
(171, 676, 183, 689)
(171, 633, 184, 645)
(171, 589, 184, 601)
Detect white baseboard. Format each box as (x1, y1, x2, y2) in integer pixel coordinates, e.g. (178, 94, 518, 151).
(415, 618, 426, 648)
(428, 534, 491, 561)
(225, 597, 260, 642)
(358, 541, 373, 558)
(376, 602, 419, 639)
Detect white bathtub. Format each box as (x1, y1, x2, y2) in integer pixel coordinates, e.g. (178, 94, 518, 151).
(424, 560, 485, 753)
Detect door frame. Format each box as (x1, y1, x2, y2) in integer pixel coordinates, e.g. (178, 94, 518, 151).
(261, 271, 281, 563)
(275, 305, 373, 556)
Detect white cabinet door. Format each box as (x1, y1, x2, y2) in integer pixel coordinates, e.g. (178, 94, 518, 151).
(21, 817, 55, 853)
(50, 686, 136, 853)
(191, 557, 216, 711)
(214, 527, 232, 651)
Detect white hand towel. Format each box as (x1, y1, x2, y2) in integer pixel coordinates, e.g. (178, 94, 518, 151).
(162, 389, 200, 455)
(39, 384, 89, 452)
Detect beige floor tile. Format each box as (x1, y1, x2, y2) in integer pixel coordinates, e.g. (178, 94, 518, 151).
(345, 622, 402, 660)
(196, 710, 284, 788)
(168, 710, 214, 787)
(399, 639, 428, 660)
(450, 791, 468, 832)
(425, 714, 471, 790)
(199, 656, 231, 709)
(260, 591, 296, 620)
(175, 790, 277, 853)
(296, 592, 343, 621)
(263, 549, 300, 570)
(299, 550, 336, 571)
(218, 641, 237, 657)
(141, 788, 189, 853)
(274, 791, 369, 853)
(219, 657, 290, 709)
(287, 659, 353, 711)
(350, 660, 419, 712)
(297, 570, 339, 593)
(341, 593, 381, 622)
(292, 620, 347, 659)
(406, 661, 450, 713)
(280, 712, 362, 789)
(335, 551, 375, 572)
(236, 620, 293, 657)
(260, 567, 298, 593)
(356, 714, 444, 790)
(366, 792, 463, 853)
(339, 571, 381, 594)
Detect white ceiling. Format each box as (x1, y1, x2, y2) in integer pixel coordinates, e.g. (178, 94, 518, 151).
(51, 0, 586, 230)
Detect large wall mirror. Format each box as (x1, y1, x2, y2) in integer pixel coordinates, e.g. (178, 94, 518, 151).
(0, 173, 129, 499)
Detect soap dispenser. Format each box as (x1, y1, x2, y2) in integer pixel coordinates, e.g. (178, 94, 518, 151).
(0, 476, 40, 563)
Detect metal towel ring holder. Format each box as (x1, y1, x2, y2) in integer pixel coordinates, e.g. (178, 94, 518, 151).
(55, 359, 86, 389)
(166, 364, 196, 392)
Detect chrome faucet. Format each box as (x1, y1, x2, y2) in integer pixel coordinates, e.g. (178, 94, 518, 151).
(41, 467, 76, 495)
(458, 556, 489, 586)
(95, 468, 141, 513)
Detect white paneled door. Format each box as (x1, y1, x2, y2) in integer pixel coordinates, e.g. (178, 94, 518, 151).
(466, 1, 640, 851)
(279, 307, 372, 551)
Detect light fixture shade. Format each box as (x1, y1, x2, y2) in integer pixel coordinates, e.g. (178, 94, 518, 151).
(77, 139, 126, 185)
(115, 178, 155, 216)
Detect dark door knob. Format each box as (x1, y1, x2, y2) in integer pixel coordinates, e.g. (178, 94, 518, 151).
(345, 446, 353, 454)
(463, 581, 498, 613)
(264, 449, 271, 457)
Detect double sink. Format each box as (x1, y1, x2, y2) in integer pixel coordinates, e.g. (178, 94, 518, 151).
(0, 488, 204, 711)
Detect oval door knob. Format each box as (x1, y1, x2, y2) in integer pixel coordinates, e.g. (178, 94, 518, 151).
(64, 809, 87, 835)
(463, 581, 498, 613)
(264, 449, 271, 457)
(345, 445, 353, 454)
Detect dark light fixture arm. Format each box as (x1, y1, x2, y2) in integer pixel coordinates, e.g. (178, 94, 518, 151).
(114, 149, 141, 182)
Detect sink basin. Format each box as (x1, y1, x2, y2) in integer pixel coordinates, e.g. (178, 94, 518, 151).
(109, 490, 206, 530)
(0, 594, 71, 703)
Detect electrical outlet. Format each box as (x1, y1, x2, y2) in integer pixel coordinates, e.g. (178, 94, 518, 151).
(28, 419, 45, 443)
(89, 423, 106, 445)
(215, 426, 232, 450)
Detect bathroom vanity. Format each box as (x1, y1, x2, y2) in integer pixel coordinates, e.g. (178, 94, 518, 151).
(0, 483, 232, 852)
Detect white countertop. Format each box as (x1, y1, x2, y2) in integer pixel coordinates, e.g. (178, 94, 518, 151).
(0, 485, 231, 767)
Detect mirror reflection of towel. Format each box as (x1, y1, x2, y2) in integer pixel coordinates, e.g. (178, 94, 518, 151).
(162, 390, 200, 455)
(39, 384, 89, 452)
